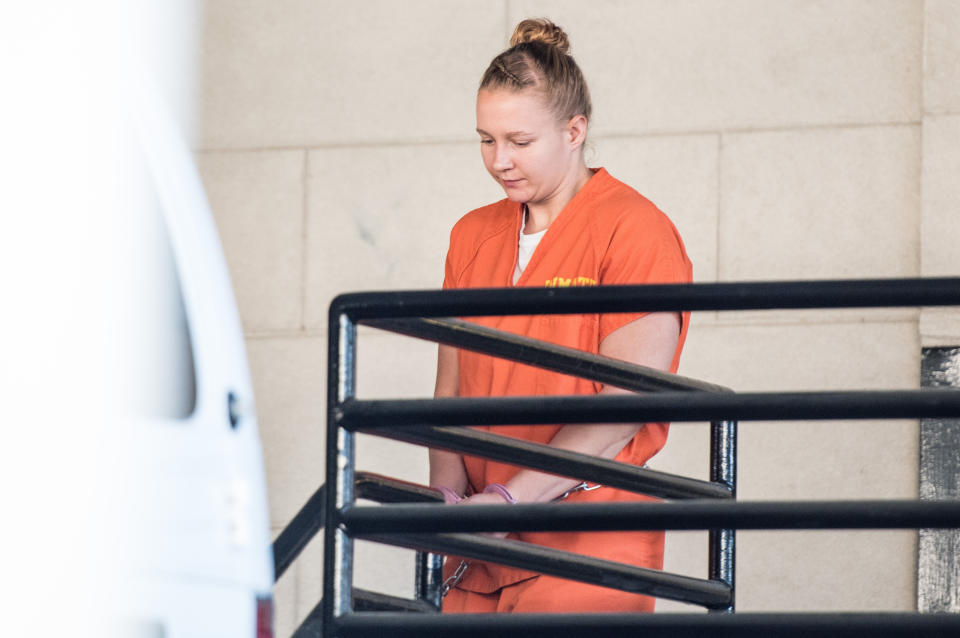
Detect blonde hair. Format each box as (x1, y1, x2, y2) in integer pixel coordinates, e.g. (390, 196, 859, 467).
(480, 18, 592, 124)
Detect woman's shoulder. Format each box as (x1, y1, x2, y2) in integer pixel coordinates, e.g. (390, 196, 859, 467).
(588, 169, 692, 287)
(587, 168, 677, 236)
(449, 198, 517, 245)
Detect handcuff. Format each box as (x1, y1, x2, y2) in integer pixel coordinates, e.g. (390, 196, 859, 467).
(439, 481, 603, 597)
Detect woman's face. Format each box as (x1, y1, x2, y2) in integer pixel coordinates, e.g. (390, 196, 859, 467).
(476, 88, 580, 206)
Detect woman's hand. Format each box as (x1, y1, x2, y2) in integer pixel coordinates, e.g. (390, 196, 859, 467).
(456, 492, 511, 538)
(458, 492, 509, 506)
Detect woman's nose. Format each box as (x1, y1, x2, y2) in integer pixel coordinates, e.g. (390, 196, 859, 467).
(492, 146, 513, 171)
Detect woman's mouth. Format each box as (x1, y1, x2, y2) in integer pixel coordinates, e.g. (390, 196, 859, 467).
(502, 178, 524, 188)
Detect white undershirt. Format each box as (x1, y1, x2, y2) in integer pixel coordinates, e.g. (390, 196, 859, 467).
(513, 210, 547, 284)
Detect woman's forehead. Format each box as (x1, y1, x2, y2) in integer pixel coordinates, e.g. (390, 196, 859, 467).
(476, 88, 555, 130)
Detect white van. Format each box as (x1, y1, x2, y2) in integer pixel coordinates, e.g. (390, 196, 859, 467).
(112, 78, 275, 637)
(2, 5, 273, 636)
(0, 5, 273, 638)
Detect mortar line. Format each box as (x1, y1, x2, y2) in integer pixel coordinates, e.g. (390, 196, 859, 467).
(715, 132, 723, 287)
(194, 120, 924, 155)
(241, 309, 921, 342)
(919, 0, 928, 287)
(920, 0, 928, 116)
(597, 119, 922, 140)
(300, 149, 310, 332)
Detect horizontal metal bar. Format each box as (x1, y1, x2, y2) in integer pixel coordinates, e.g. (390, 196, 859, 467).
(272, 484, 325, 581)
(291, 589, 438, 638)
(341, 500, 960, 533)
(290, 603, 323, 638)
(352, 588, 439, 613)
(337, 389, 960, 427)
(362, 424, 731, 500)
(358, 531, 732, 608)
(362, 316, 730, 394)
(335, 612, 960, 638)
(355, 471, 443, 504)
(273, 475, 445, 581)
(331, 277, 960, 319)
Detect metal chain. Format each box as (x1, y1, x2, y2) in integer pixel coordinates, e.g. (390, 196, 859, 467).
(440, 560, 469, 598)
(556, 481, 602, 501)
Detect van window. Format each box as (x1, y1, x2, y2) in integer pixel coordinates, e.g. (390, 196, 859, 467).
(121, 171, 198, 421)
(150, 200, 198, 420)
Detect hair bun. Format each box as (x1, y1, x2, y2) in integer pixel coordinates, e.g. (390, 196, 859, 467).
(510, 18, 570, 55)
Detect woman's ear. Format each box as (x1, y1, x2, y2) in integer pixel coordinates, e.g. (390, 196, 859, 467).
(566, 114, 588, 149)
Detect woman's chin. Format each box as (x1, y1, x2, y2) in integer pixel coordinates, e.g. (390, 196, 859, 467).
(503, 191, 529, 203)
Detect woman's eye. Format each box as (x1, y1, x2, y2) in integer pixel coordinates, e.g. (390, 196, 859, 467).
(480, 139, 494, 145)
(515, 141, 531, 147)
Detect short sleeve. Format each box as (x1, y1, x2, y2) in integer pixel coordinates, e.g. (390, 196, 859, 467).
(442, 244, 456, 290)
(442, 224, 461, 290)
(597, 208, 692, 344)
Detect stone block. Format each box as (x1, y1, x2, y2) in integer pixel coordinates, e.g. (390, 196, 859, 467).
(646, 318, 919, 611)
(304, 143, 504, 330)
(247, 335, 326, 427)
(925, 0, 960, 114)
(678, 321, 919, 501)
(735, 419, 917, 502)
(737, 530, 916, 610)
(592, 134, 718, 282)
(647, 422, 710, 483)
(246, 337, 326, 527)
(654, 318, 920, 611)
(510, 0, 922, 133)
(356, 331, 438, 400)
(357, 433, 430, 487)
(355, 331, 435, 485)
(720, 126, 920, 281)
(200, 0, 506, 148)
(921, 115, 960, 277)
(920, 308, 960, 348)
(354, 541, 419, 599)
(920, 114, 960, 346)
(197, 150, 304, 333)
(682, 320, 919, 393)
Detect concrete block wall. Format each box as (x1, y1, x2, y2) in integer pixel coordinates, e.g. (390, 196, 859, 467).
(921, 0, 960, 345)
(197, 1, 959, 633)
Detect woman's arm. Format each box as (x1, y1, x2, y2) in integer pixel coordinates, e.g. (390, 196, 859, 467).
(461, 311, 682, 506)
(428, 344, 469, 496)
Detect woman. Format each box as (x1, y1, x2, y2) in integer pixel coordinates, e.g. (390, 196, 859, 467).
(431, 18, 693, 614)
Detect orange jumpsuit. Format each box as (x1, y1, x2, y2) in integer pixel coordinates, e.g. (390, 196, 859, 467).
(440, 168, 693, 613)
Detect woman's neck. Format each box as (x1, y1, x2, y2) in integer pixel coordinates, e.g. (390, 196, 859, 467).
(524, 163, 594, 233)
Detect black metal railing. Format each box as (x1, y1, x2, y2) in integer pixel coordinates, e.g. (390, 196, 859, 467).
(272, 473, 443, 637)
(276, 277, 960, 637)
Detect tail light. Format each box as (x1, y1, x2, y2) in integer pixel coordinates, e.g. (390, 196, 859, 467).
(256, 595, 273, 638)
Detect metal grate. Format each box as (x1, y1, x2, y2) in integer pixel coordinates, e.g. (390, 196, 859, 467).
(290, 277, 960, 637)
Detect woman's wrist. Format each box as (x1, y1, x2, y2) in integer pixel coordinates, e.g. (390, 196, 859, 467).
(433, 485, 463, 504)
(498, 470, 591, 504)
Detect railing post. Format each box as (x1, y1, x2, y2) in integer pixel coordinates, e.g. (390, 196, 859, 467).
(709, 419, 737, 612)
(415, 551, 444, 610)
(323, 311, 357, 634)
